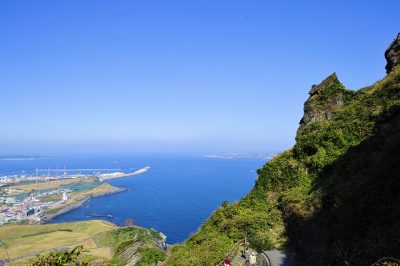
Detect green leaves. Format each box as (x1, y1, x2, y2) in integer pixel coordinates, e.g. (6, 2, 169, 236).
(30, 246, 90, 266)
(137, 247, 166, 266)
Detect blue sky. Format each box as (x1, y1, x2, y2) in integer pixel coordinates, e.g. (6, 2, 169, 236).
(0, 1, 399, 154)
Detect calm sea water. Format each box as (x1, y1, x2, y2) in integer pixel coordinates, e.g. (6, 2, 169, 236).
(0, 155, 265, 243)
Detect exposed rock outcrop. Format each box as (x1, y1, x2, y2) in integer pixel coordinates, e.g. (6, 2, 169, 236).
(385, 33, 400, 74)
(298, 73, 347, 131)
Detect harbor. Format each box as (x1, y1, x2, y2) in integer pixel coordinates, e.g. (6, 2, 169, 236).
(0, 166, 149, 225)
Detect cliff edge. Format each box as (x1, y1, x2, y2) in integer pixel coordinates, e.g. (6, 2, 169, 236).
(385, 33, 400, 73)
(298, 73, 348, 131)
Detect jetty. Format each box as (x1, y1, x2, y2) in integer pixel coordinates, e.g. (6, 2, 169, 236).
(85, 213, 112, 218)
(98, 166, 150, 181)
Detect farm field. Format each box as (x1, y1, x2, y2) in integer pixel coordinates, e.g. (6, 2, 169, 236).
(0, 220, 116, 265)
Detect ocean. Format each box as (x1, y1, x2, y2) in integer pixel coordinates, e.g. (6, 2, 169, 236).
(0, 154, 266, 244)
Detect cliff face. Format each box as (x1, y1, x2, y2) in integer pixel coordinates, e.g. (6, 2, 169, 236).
(298, 73, 347, 131)
(385, 33, 400, 73)
(166, 34, 400, 266)
(289, 67, 400, 265)
(385, 33, 400, 74)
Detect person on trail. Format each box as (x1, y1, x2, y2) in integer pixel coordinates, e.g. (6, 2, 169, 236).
(249, 252, 257, 265)
(244, 248, 250, 265)
(223, 256, 231, 266)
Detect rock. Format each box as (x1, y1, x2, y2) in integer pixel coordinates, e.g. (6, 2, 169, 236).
(117, 242, 142, 264)
(298, 73, 346, 131)
(308, 73, 339, 96)
(385, 33, 400, 74)
(126, 254, 142, 266)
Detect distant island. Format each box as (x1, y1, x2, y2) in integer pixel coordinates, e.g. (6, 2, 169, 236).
(202, 153, 275, 160)
(0, 155, 54, 161)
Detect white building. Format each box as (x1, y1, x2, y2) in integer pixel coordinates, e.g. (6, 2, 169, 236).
(5, 196, 15, 204)
(62, 192, 69, 201)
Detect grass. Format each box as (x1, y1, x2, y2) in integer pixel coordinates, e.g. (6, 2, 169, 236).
(93, 226, 163, 254)
(10, 178, 85, 192)
(0, 220, 116, 263)
(43, 182, 120, 215)
(43, 205, 65, 215)
(37, 193, 62, 202)
(73, 182, 119, 197)
(2, 223, 166, 266)
(22, 228, 73, 237)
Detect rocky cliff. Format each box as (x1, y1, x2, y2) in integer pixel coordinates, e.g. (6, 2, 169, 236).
(385, 33, 400, 73)
(298, 73, 349, 131)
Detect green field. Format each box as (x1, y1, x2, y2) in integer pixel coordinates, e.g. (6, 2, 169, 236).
(0, 220, 116, 265)
(0, 220, 166, 265)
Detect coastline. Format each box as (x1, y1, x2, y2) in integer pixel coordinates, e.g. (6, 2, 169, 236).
(37, 167, 150, 224)
(42, 185, 127, 223)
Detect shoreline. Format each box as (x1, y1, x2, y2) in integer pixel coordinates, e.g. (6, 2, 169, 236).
(42, 185, 127, 223)
(31, 167, 150, 224)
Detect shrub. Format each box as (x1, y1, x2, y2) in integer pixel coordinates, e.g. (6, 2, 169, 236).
(137, 247, 166, 266)
(30, 246, 90, 266)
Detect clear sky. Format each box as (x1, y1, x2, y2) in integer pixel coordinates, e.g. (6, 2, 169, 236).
(0, 1, 399, 154)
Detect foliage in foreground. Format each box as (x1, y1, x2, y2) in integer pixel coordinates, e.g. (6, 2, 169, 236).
(30, 246, 90, 266)
(28, 225, 166, 266)
(137, 247, 166, 266)
(93, 225, 163, 254)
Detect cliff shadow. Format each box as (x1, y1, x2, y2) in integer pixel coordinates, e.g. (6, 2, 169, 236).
(284, 105, 400, 265)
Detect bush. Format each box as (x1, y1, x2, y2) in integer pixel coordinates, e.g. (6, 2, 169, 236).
(137, 247, 166, 266)
(30, 246, 90, 266)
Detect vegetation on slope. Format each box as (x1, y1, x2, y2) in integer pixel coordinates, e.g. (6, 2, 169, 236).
(95, 226, 166, 266)
(30, 246, 90, 266)
(165, 64, 400, 265)
(0, 220, 115, 260)
(1, 221, 166, 266)
(284, 67, 400, 265)
(136, 247, 166, 266)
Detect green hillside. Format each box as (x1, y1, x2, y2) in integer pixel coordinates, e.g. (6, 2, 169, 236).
(0, 221, 166, 266)
(165, 34, 400, 265)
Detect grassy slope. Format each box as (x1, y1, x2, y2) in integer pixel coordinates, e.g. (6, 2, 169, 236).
(0, 220, 116, 262)
(2, 221, 166, 265)
(165, 68, 400, 265)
